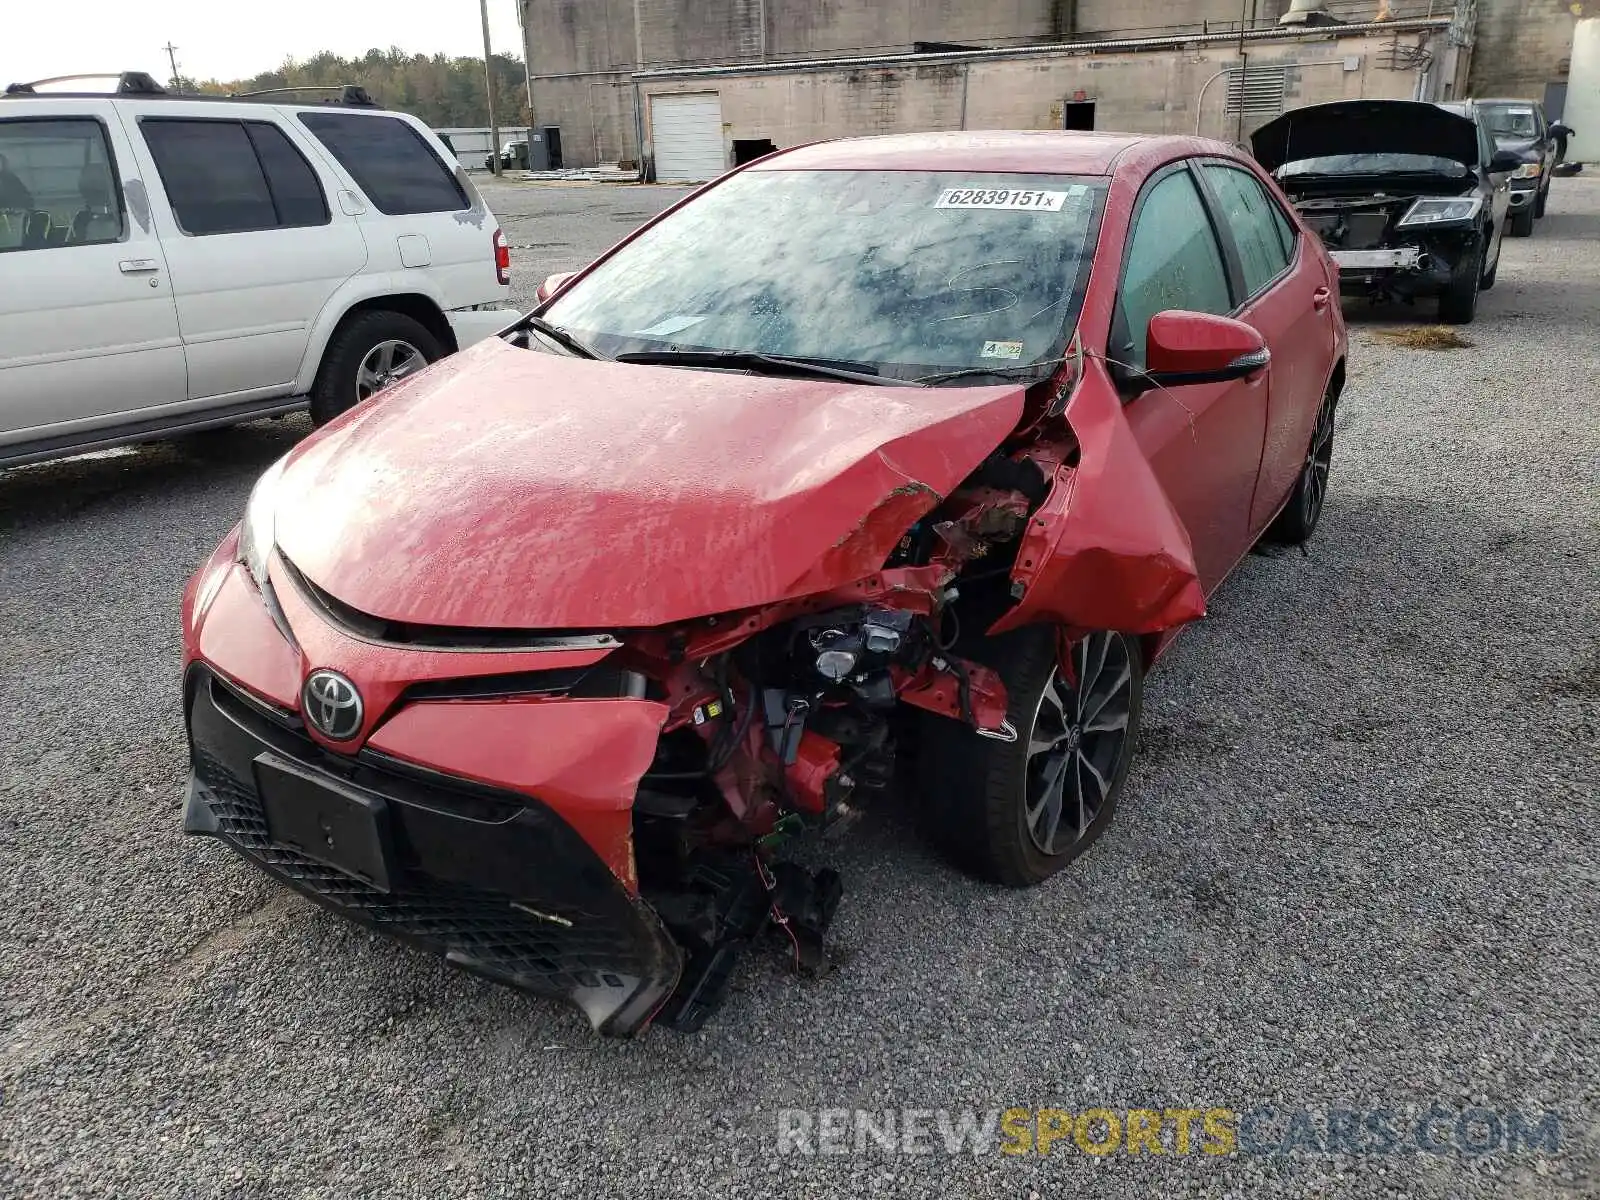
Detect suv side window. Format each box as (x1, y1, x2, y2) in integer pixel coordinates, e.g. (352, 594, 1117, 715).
(1114, 167, 1234, 370)
(1201, 163, 1295, 297)
(0, 117, 125, 253)
(297, 113, 467, 216)
(140, 118, 330, 235)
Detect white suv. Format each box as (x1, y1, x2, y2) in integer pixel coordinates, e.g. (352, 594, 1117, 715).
(0, 72, 513, 467)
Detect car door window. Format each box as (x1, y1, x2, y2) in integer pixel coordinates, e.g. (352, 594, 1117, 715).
(1114, 168, 1233, 370)
(141, 118, 331, 235)
(1201, 163, 1295, 297)
(297, 112, 467, 215)
(0, 117, 125, 253)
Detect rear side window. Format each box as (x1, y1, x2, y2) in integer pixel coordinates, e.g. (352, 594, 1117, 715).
(1114, 168, 1233, 369)
(297, 113, 467, 215)
(1202, 164, 1295, 297)
(0, 117, 125, 253)
(140, 118, 330, 235)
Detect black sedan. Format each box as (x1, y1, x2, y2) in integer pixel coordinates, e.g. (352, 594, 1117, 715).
(1253, 99, 1522, 325)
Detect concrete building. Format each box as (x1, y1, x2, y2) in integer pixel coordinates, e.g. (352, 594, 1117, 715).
(516, 0, 1569, 177)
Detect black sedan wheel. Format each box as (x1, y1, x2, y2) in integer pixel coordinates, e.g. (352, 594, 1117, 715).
(1438, 240, 1483, 324)
(922, 626, 1144, 887)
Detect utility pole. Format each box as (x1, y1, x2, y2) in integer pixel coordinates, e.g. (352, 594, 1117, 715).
(516, 0, 536, 146)
(162, 42, 181, 90)
(479, 0, 502, 176)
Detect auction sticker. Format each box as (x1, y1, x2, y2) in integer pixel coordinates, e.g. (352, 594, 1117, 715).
(981, 340, 1025, 360)
(936, 188, 1068, 211)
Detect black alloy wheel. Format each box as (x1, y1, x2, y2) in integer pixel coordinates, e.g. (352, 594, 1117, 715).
(1437, 239, 1483, 325)
(921, 625, 1144, 887)
(1023, 632, 1137, 857)
(1265, 384, 1335, 545)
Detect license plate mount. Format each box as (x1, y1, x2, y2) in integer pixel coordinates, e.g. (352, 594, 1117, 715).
(255, 754, 395, 892)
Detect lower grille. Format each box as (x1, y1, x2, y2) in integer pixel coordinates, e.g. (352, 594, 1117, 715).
(185, 668, 681, 1032)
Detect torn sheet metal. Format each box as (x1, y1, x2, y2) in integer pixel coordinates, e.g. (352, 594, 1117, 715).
(993, 373, 1207, 637)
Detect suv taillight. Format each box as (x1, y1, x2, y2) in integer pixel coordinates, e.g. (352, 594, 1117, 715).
(493, 229, 510, 286)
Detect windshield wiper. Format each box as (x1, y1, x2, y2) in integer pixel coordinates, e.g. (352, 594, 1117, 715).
(517, 315, 604, 360)
(614, 349, 917, 387)
(914, 356, 1069, 386)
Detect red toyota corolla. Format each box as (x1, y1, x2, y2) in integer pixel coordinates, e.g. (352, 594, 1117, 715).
(181, 131, 1346, 1036)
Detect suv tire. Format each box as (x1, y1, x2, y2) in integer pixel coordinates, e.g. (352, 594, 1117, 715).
(1510, 205, 1535, 237)
(311, 310, 443, 426)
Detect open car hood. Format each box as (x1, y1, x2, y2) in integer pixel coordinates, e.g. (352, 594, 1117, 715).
(272, 337, 1027, 630)
(1251, 100, 1481, 172)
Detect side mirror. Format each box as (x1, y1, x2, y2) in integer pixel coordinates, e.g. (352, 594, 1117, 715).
(1488, 148, 1524, 173)
(536, 271, 578, 304)
(1142, 310, 1270, 388)
(1549, 122, 1572, 139)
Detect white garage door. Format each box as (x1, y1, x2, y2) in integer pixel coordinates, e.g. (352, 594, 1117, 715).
(651, 93, 726, 182)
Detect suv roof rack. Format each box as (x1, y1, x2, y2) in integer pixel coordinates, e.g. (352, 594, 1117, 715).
(230, 84, 380, 108)
(2, 73, 382, 109)
(5, 70, 168, 96)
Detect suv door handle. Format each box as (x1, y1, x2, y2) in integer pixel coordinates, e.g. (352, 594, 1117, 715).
(118, 258, 160, 274)
(1312, 286, 1332, 311)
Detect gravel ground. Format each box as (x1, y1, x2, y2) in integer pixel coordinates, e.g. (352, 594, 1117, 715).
(1, 176, 1597, 1199)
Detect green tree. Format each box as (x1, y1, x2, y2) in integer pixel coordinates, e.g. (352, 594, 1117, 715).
(196, 48, 527, 128)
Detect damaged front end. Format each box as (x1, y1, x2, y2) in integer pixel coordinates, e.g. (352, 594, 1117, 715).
(1291, 191, 1484, 303)
(181, 341, 1205, 1037)
(1251, 99, 1489, 305)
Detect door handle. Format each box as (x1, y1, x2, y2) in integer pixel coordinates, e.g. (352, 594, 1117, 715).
(1312, 286, 1332, 311)
(118, 258, 160, 274)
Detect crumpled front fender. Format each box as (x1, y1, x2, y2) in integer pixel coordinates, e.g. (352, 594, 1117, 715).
(992, 373, 1207, 637)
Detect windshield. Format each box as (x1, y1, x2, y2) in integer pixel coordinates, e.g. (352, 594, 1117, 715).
(1480, 104, 1538, 141)
(543, 169, 1106, 382)
(1278, 153, 1472, 178)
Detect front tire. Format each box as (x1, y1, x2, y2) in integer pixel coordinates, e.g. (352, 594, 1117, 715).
(1535, 184, 1548, 218)
(1510, 205, 1535, 237)
(310, 310, 443, 427)
(922, 626, 1144, 887)
(1437, 240, 1483, 324)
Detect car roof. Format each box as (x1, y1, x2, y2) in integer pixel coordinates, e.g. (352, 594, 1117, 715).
(750, 130, 1220, 176)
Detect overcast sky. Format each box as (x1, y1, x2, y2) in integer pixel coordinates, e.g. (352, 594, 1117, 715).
(2, 0, 526, 88)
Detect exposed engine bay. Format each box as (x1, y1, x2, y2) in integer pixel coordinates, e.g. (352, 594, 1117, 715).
(1286, 183, 1484, 302)
(590, 450, 1053, 1029)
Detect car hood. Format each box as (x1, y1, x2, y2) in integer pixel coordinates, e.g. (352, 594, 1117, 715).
(1493, 136, 1539, 159)
(273, 337, 1027, 630)
(1251, 100, 1481, 172)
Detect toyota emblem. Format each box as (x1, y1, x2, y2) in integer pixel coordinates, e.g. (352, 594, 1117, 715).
(302, 670, 364, 741)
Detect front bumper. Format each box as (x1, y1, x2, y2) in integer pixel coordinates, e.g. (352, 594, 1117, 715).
(1507, 185, 1537, 209)
(446, 306, 517, 349)
(183, 666, 682, 1036)
(1330, 247, 1425, 270)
